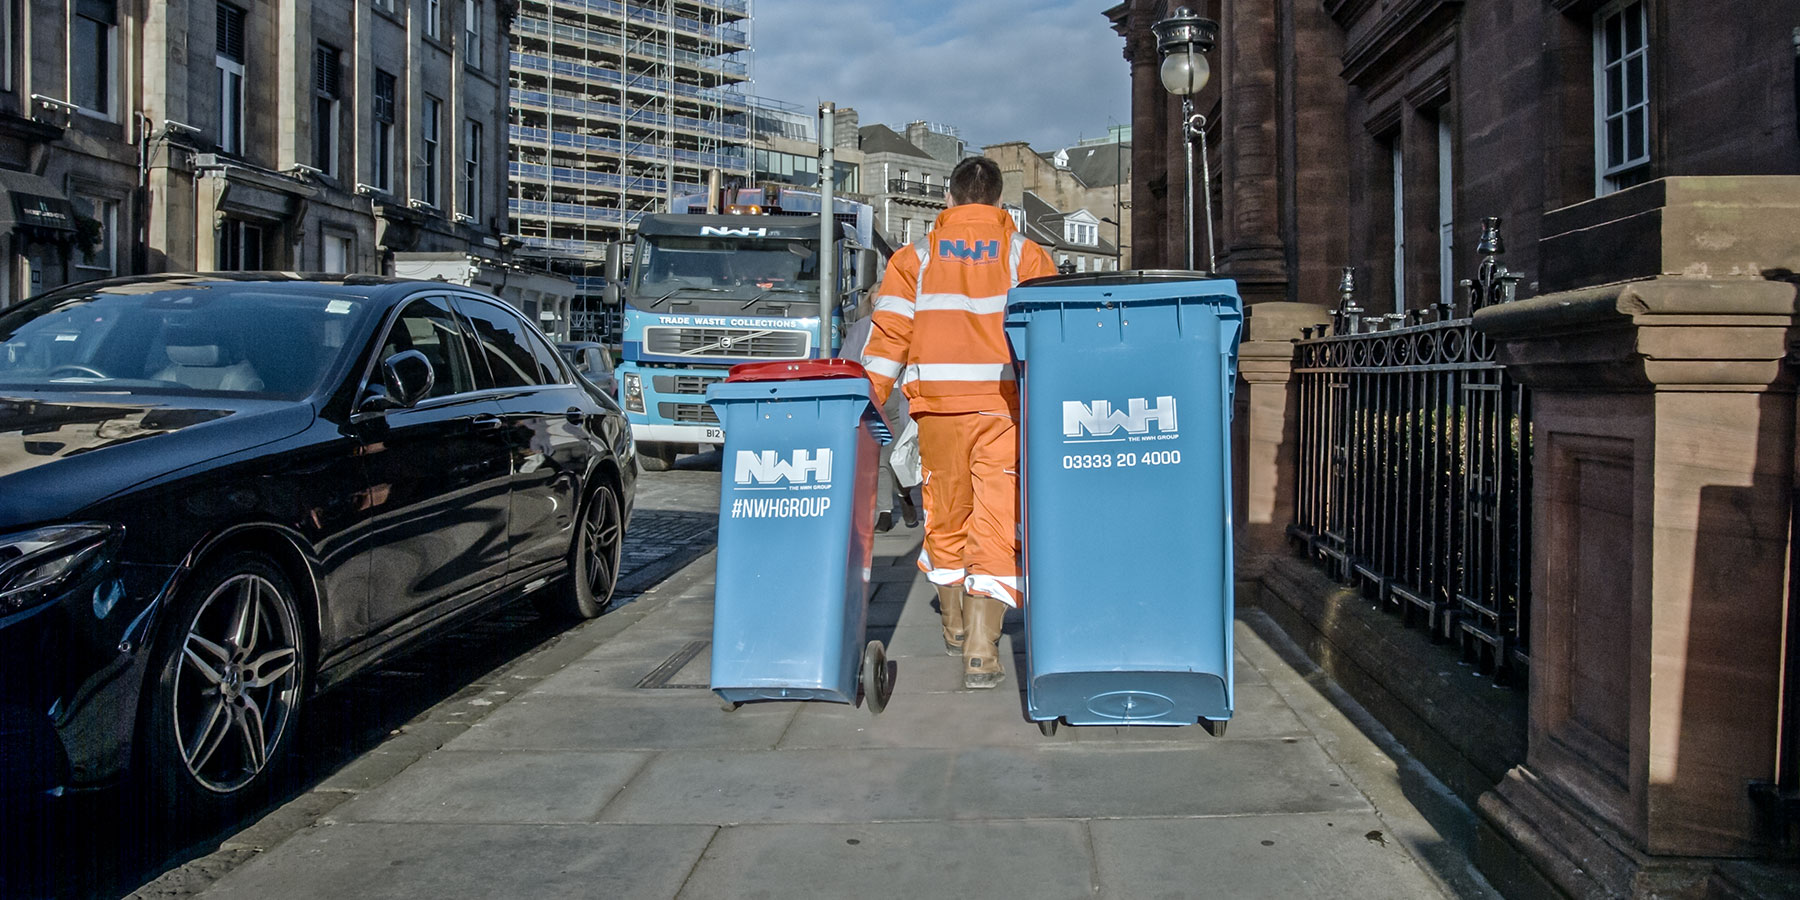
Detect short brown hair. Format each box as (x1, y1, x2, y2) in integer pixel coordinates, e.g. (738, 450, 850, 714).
(948, 157, 1003, 206)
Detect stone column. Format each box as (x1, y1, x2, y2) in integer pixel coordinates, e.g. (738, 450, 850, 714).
(1472, 272, 1800, 898)
(1234, 301, 1319, 557)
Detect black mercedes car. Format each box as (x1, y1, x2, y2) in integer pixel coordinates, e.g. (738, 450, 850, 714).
(0, 274, 634, 819)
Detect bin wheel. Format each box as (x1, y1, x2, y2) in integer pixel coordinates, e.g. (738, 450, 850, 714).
(1201, 718, 1227, 737)
(861, 640, 892, 714)
(1038, 719, 1060, 737)
(718, 697, 741, 712)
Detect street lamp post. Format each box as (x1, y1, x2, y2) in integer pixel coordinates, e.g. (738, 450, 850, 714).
(1100, 215, 1122, 270)
(1151, 7, 1218, 273)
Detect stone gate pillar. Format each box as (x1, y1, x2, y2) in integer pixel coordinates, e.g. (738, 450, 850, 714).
(1470, 176, 1800, 898)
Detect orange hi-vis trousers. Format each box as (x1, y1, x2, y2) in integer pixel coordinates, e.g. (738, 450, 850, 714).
(915, 410, 1021, 608)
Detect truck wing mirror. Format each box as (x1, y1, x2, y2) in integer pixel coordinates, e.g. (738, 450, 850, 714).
(855, 248, 879, 292)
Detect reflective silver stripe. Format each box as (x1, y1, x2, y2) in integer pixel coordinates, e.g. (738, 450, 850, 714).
(1007, 234, 1027, 286)
(915, 292, 1007, 315)
(872, 294, 915, 318)
(914, 239, 931, 282)
(863, 356, 904, 379)
(913, 363, 1015, 382)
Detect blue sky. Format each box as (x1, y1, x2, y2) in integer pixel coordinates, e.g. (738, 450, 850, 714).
(747, 1, 1129, 151)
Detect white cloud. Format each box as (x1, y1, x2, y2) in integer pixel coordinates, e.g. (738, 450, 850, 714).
(747, 0, 1128, 151)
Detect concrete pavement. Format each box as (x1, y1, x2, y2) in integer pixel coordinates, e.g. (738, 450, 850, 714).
(193, 518, 1499, 900)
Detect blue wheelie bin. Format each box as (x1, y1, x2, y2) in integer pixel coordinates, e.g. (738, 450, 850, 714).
(705, 359, 895, 713)
(1006, 272, 1243, 735)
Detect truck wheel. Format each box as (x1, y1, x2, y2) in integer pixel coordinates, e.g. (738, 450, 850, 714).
(637, 443, 676, 472)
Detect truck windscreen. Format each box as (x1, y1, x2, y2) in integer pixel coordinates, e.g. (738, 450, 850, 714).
(631, 236, 819, 311)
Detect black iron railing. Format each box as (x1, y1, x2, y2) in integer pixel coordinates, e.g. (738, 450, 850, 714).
(1287, 218, 1532, 685)
(887, 178, 944, 199)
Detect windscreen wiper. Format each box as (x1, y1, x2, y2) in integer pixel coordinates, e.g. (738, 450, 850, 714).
(741, 286, 813, 310)
(646, 286, 733, 308)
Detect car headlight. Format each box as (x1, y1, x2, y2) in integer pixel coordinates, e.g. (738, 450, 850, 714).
(621, 372, 645, 414)
(0, 524, 116, 615)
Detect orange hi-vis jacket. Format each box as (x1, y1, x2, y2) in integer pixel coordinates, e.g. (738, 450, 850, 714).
(862, 204, 1056, 413)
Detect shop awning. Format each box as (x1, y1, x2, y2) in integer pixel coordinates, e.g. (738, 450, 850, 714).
(0, 168, 75, 235)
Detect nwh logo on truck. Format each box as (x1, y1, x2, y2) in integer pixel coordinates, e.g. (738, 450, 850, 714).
(731, 449, 834, 518)
(1062, 397, 1179, 441)
(700, 226, 769, 238)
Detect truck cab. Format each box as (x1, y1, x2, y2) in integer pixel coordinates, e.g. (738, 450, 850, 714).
(611, 206, 876, 470)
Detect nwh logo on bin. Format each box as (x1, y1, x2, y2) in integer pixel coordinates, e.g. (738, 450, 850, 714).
(1062, 397, 1179, 440)
(734, 448, 833, 486)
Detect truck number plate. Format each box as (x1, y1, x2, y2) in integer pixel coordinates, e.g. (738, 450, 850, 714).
(704, 427, 724, 442)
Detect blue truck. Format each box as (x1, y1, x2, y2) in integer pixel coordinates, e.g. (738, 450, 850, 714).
(607, 191, 879, 470)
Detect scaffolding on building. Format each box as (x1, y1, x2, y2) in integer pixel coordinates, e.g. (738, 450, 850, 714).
(508, 0, 752, 337)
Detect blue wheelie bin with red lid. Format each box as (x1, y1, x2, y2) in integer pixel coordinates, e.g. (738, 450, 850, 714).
(1005, 271, 1243, 736)
(704, 359, 895, 713)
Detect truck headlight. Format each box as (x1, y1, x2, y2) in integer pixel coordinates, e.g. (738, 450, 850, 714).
(0, 524, 116, 615)
(621, 372, 645, 414)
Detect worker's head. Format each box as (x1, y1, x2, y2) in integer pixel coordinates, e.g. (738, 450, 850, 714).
(946, 157, 1003, 207)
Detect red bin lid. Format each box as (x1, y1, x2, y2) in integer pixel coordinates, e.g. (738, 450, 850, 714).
(725, 358, 869, 382)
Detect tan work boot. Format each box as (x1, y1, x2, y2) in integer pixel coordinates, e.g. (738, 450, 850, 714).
(935, 585, 966, 656)
(962, 594, 1007, 689)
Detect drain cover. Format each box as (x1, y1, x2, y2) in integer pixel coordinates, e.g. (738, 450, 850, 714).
(636, 640, 710, 690)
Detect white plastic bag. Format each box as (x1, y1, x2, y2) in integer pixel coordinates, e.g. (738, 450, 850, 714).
(888, 415, 922, 488)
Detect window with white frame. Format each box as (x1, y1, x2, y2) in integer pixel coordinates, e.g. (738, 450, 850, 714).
(323, 233, 352, 273)
(425, 0, 441, 39)
(465, 0, 482, 68)
(72, 195, 118, 280)
(216, 3, 246, 155)
(1063, 221, 1097, 246)
(313, 44, 341, 177)
(463, 119, 481, 220)
(72, 0, 118, 118)
(1595, 0, 1650, 194)
(421, 95, 441, 207)
(373, 70, 397, 193)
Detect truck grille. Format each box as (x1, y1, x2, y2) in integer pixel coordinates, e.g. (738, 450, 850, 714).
(652, 374, 726, 395)
(643, 326, 810, 360)
(658, 402, 720, 425)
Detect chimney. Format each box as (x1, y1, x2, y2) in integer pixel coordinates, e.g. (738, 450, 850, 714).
(834, 108, 860, 150)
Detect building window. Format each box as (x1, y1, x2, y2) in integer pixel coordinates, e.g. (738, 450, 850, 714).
(72, 195, 118, 280)
(216, 2, 247, 155)
(1064, 221, 1097, 246)
(313, 44, 341, 177)
(373, 70, 397, 193)
(72, 0, 118, 118)
(2, 0, 15, 93)
(463, 119, 481, 220)
(425, 0, 441, 39)
(1391, 139, 1405, 314)
(465, 0, 482, 69)
(421, 95, 441, 207)
(372, 0, 395, 12)
(1437, 115, 1455, 307)
(218, 219, 264, 270)
(1595, 0, 1650, 194)
(323, 233, 352, 273)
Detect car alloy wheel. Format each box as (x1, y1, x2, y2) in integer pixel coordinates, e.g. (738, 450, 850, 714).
(147, 554, 305, 817)
(540, 481, 624, 620)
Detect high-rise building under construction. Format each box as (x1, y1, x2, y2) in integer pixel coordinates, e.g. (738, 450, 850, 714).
(508, 0, 752, 331)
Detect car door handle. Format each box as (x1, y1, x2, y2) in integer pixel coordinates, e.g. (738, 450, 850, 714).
(566, 407, 583, 425)
(470, 414, 503, 432)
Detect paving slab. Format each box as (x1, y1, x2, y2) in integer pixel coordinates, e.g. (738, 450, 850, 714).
(777, 679, 1040, 749)
(197, 823, 715, 900)
(676, 820, 1096, 900)
(1062, 682, 1308, 743)
(1090, 812, 1447, 899)
(598, 748, 957, 824)
(445, 693, 797, 752)
(947, 741, 1370, 820)
(332, 750, 649, 824)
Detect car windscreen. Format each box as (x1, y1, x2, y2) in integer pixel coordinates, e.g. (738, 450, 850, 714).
(0, 284, 376, 400)
(629, 235, 818, 311)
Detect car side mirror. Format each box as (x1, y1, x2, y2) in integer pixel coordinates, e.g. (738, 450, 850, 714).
(381, 350, 435, 408)
(855, 248, 879, 292)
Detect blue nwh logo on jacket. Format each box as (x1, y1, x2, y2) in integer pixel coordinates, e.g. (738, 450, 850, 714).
(938, 239, 1000, 261)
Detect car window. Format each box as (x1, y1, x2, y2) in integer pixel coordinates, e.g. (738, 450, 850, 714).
(518, 325, 569, 384)
(379, 296, 475, 399)
(454, 298, 550, 388)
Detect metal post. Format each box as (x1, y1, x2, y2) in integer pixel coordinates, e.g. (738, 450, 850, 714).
(818, 103, 836, 357)
(1194, 111, 1216, 273)
(1181, 97, 1196, 272)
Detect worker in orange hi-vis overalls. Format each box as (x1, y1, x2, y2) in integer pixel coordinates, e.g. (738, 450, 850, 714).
(861, 156, 1056, 689)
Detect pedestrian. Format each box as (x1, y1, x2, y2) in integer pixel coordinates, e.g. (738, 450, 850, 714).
(860, 156, 1055, 688)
